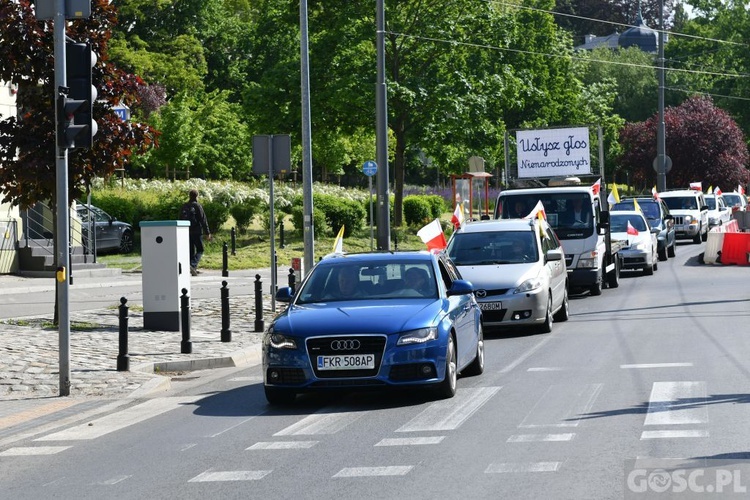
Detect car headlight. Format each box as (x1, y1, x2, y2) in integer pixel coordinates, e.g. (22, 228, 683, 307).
(264, 331, 297, 350)
(514, 276, 543, 293)
(577, 258, 597, 269)
(684, 215, 694, 224)
(397, 327, 438, 345)
(633, 242, 647, 251)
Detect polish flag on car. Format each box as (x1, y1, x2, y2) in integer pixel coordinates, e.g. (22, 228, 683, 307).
(715, 186, 723, 196)
(689, 182, 702, 191)
(627, 220, 639, 236)
(451, 203, 464, 230)
(591, 178, 601, 196)
(738, 184, 745, 195)
(417, 218, 447, 251)
(652, 186, 659, 200)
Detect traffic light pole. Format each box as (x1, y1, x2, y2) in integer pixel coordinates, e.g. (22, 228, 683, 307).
(54, 0, 71, 397)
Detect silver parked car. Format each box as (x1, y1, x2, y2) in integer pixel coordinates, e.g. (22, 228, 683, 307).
(446, 218, 569, 334)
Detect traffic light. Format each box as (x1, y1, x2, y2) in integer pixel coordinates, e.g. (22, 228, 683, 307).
(62, 41, 98, 149)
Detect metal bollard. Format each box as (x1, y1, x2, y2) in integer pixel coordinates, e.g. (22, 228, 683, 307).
(221, 280, 231, 342)
(117, 297, 130, 371)
(230, 226, 236, 256)
(279, 220, 285, 248)
(288, 267, 296, 292)
(254, 274, 264, 332)
(180, 288, 192, 353)
(222, 242, 229, 277)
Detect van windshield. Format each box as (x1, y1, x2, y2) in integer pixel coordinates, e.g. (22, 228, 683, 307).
(663, 197, 697, 210)
(496, 193, 594, 240)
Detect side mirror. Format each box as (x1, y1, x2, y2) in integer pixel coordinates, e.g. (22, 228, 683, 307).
(650, 228, 660, 235)
(701, 205, 709, 211)
(545, 249, 563, 262)
(665, 214, 674, 220)
(448, 279, 474, 297)
(275, 287, 294, 303)
(598, 211, 610, 235)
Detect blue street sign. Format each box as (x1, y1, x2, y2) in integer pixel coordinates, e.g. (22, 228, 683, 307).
(363, 160, 377, 177)
(113, 104, 130, 121)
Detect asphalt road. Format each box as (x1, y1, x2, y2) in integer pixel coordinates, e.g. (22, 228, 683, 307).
(2, 240, 750, 499)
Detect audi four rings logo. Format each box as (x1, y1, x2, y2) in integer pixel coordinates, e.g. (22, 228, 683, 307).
(331, 339, 361, 351)
(475, 290, 487, 298)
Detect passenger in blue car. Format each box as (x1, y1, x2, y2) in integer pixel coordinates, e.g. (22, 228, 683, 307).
(404, 267, 434, 297)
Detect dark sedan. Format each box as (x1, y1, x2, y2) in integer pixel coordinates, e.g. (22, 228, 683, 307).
(75, 203, 134, 254)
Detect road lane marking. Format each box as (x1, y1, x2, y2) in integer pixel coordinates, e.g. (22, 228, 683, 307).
(507, 433, 576, 443)
(375, 437, 445, 446)
(500, 335, 555, 374)
(93, 475, 131, 485)
(207, 416, 255, 437)
(247, 441, 319, 450)
(35, 396, 203, 441)
(181, 443, 197, 451)
(621, 363, 693, 369)
(274, 408, 364, 436)
(641, 430, 709, 439)
(527, 367, 567, 372)
(485, 462, 561, 473)
(333, 466, 413, 477)
(644, 381, 708, 426)
(395, 387, 501, 433)
(228, 376, 263, 382)
(189, 470, 271, 482)
(519, 384, 603, 428)
(0, 446, 71, 456)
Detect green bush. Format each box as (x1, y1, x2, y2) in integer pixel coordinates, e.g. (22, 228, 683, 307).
(403, 195, 432, 226)
(291, 205, 327, 236)
(423, 194, 447, 219)
(229, 199, 262, 234)
(314, 194, 365, 237)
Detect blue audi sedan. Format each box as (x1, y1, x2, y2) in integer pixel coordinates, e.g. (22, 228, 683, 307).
(263, 251, 483, 404)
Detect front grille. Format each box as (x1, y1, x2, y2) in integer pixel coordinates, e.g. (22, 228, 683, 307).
(623, 257, 646, 265)
(307, 335, 386, 378)
(673, 216, 684, 225)
(481, 309, 507, 323)
(474, 288, 510, 298)
(308, 379, 387, 388)
(266, 367, 306, 385)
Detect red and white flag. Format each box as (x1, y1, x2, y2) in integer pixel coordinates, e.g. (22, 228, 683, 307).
(417, 218, 447, 251)
(591, 178, 601, 196)
(738, 184, 745, 195)
(652, 186, 659, 200)
(523, 200, 546, 220)
(626, 220, 639, 236)
(450, 203, 464, 230)
(689, 182, 702, 191)
(715, 186, 722, 196)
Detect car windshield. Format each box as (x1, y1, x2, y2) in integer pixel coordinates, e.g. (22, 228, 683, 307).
(663, 197, 697, 210)
(613, 201, 660, 220)
(705, 197, 717, 210)
(723, 194, 741, 206)
(295, 260, 438, 304)
(497, 193, 594, 240)
(611, 214, 648, 232)
(447, 230, 539, 265)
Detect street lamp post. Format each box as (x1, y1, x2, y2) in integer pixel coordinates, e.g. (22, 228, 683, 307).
(656, 0, 667, 192)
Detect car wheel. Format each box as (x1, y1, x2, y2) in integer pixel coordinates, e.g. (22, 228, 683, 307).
(536, 294, 553, 334)
(701, 226, 708, 242)
(463, 326, 484, 377)
(264, 386, 296, 405)
(435, 335, 457, 399)
(553, 286, 569, 322)
(643, 263, 654, 276)
(658, 245, 668, 261)
(668, 240, 676, 258)
(693, 228, 702, 244)
(119, 230, 134, 253)
(589, 274, 603, 296)
(606, 257, 620, 289)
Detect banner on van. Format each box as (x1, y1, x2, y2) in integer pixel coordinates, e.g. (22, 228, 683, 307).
(516, 127, 591, 178)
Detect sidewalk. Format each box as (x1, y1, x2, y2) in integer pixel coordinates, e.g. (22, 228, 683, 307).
(0, 268, 281, 402)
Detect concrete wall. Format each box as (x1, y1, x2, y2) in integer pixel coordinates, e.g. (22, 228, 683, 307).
(0, 80, 20, 274)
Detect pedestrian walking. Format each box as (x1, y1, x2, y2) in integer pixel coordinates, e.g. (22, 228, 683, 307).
(180, 189, 211, 276)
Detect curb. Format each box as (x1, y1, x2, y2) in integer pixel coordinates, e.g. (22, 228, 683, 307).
(125, 345, 263, 398)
